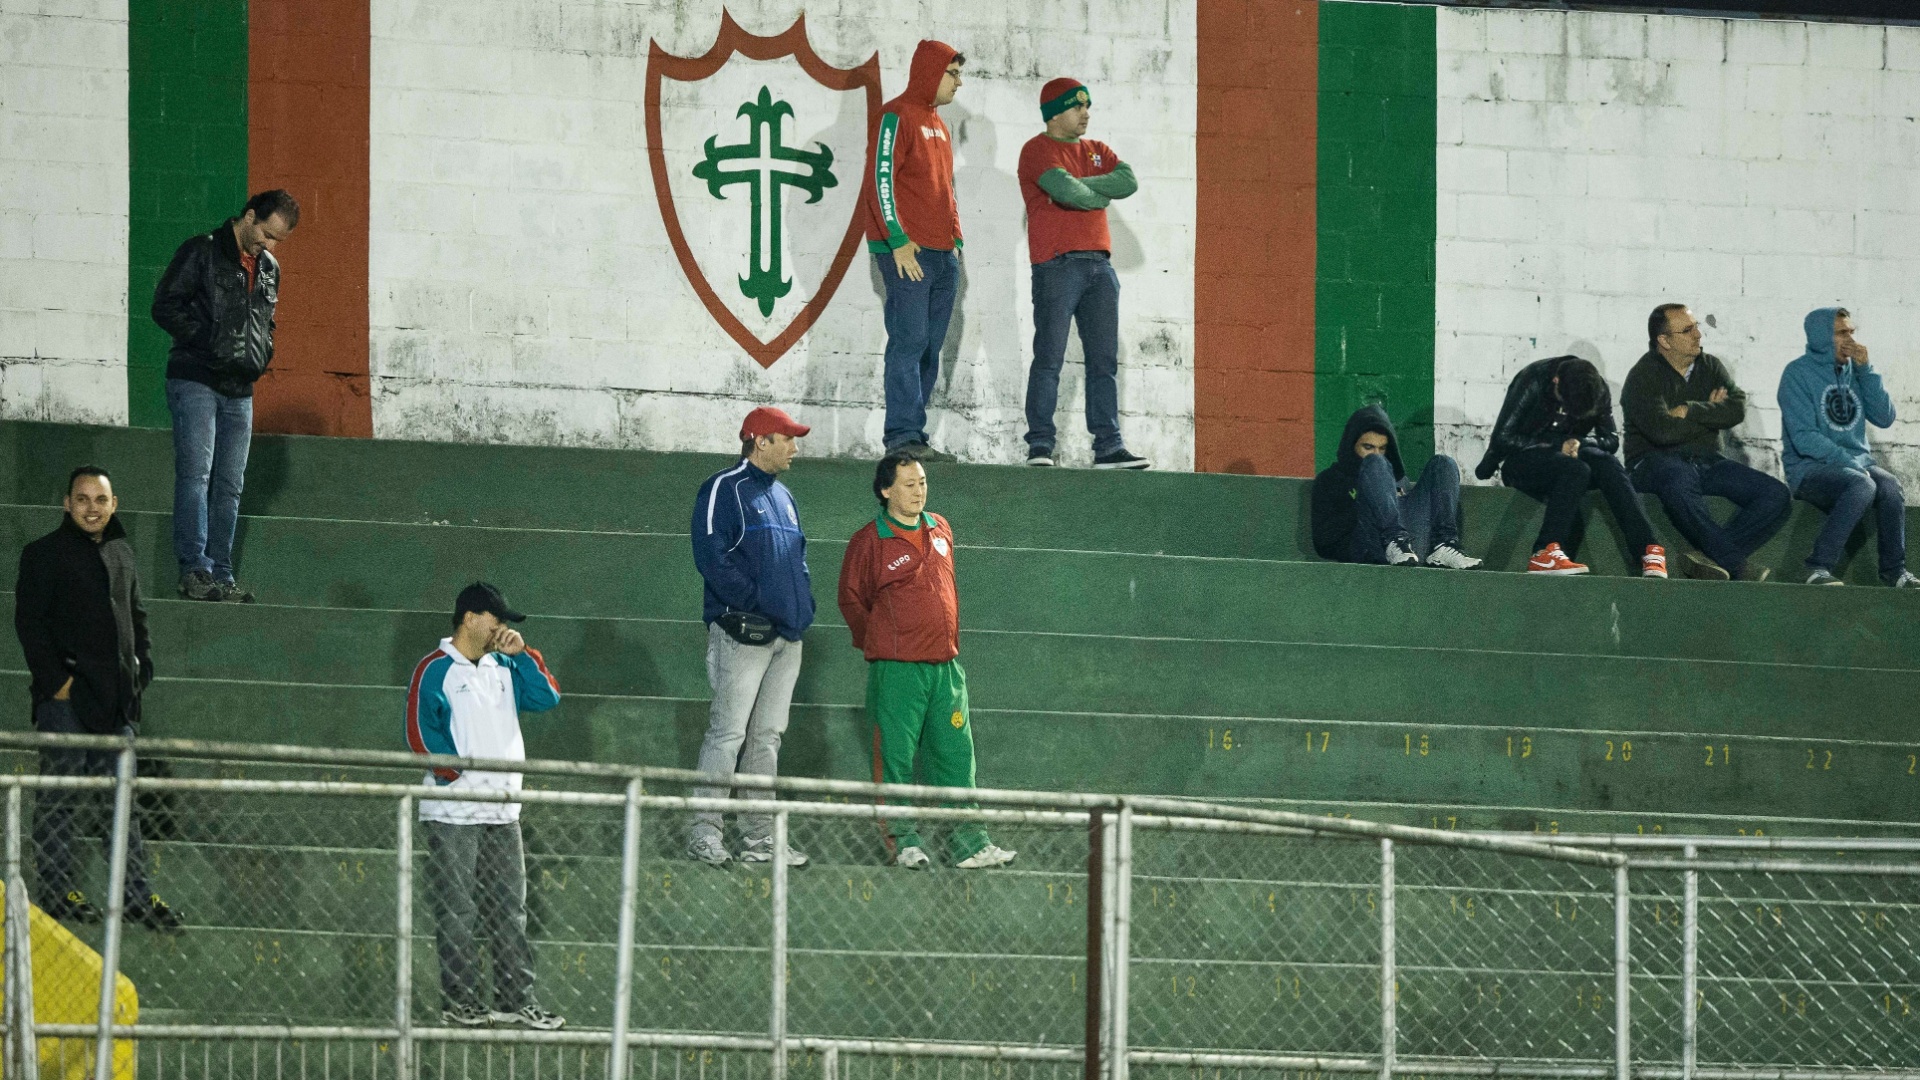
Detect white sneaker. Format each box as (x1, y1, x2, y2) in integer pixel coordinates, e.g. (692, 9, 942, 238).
(955, 844, 1018, 869)
(491, 1004, 564, 1031)
(1806, 568, 1844, 586)
(895, 845, 932, 870)
(739, 836, 809, 867)
(686, 835, 732, 867)
(1384, 540, 1419, 567)
(1893, 570, 1920, 589)
(1424, 543, 1482, 570)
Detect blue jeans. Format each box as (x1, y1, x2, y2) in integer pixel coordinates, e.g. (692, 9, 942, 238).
(1347, 453, 1462, 563)
(1025, 252, 1122, 456)
(1795, 463, 1908, 580)
(165, 378, 253, 582)
(1630, 452, 1789, 574)
(877, 248, 959, 451)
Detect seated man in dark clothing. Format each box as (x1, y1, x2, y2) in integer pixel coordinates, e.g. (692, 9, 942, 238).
(1476, 356, 1668, 578)
(1312, 405, 1481, 569)
(1621, 303, 1789, 581)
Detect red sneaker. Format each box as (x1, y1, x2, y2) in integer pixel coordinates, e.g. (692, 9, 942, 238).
(1641, 545, 1668, 579)
(1528, 543, 1589, 575)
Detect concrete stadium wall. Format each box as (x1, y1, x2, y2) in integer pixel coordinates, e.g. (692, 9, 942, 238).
(368, 2, 1199, 466)
(0, 0, 129, 425)
(1434, 9, 1920, 483)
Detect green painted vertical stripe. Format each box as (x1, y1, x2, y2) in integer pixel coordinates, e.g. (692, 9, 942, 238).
(1314, 1, 1437, 472)
(128, 0, 250, 427)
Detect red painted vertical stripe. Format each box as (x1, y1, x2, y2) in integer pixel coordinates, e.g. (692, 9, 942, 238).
(248, 0, 373, 437)
(1194, 0, 1318, 476)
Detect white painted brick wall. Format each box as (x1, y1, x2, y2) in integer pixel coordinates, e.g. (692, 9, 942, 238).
(1438, 9, 1920, 492)
(370, 0, 1196, 468)
(0, 0, 128, 424)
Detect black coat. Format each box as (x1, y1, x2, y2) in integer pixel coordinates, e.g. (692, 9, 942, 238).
(14, 515, 153, 733)
(1475, 356, 1622, 481)
(150, 219, 279, 398)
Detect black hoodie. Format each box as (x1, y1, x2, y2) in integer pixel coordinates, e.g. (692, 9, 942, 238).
(1311, 405, 1405, 559)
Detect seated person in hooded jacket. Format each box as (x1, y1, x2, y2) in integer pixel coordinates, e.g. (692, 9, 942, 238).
(1476, 356, 1668, 578)
(1311, 405, 1482, 569)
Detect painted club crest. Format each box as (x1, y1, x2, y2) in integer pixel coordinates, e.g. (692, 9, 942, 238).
(646, 13, 880, 368)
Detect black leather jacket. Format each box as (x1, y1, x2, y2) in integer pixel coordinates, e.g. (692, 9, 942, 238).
(1475, 356, 1621, 480)
(151, 219, 279, 398)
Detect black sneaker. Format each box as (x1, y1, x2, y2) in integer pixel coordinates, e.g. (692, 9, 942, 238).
(1092, 449, 1151, 470)
(1026, 448, 1055, 467)
(215, 579, 256, 604)
(895, 443, 957, 463)
(43, 890, 103, 924)
(178, 571, 226, 602)
(130, 893, 183, 933)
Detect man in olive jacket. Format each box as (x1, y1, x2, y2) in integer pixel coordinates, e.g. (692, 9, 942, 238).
(150, 189, 298, 604)
(14, 467, 179, 930)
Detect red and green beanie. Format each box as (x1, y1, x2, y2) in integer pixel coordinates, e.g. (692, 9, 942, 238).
(1040, 78, 1090, 121)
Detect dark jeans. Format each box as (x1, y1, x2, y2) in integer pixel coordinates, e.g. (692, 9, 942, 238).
(1630, 452, 1790, 574)
(425, 820, 536, 1012)
(877, 248, 959, 451)
(32, 700, 151, 906)
(1503, 448, 1656, 559)
(166, 377, 253, 582)
(1346, 453, 1462, 563)
(1795, 463, 1908, 580)
(1025, 252, 1122, 456)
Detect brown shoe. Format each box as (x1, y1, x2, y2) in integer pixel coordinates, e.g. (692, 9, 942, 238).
(1684, 552, 1729, 581)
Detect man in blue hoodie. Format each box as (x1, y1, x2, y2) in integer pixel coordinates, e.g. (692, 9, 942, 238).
(1778, 307, 1917, 588)
(687, 407, 817, 866)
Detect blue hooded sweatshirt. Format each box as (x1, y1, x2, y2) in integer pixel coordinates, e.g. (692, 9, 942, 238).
(1777, 306, 1894, 492)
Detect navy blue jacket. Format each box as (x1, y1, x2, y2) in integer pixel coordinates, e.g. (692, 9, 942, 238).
(691, 461, 815, 641)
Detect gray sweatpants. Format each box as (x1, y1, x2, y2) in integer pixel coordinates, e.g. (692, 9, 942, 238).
(424, 820, 535, 1012)
(690, 623, 802, 844)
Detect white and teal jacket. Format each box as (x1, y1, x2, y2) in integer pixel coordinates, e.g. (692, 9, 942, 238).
(404, 637, 562, 826)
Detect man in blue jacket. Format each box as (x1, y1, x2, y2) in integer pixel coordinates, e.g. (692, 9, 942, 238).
(1778, 307, 1917, 588)
(687, 407, 816, 867)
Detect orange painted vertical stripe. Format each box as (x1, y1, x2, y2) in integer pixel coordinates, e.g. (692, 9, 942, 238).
(1194, 0, 1317, 477)
(248, 0, 373, 437)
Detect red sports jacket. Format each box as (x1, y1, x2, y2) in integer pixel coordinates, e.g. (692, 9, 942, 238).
(836, 511, 960, 664)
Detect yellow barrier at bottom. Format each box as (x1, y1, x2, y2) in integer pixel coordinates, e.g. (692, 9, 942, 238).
(0, 882, 138, 1079)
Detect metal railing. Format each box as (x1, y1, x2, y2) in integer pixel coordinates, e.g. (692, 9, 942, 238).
(0, 732, 1916, 1080)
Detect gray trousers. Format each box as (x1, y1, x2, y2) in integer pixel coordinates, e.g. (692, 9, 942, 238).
(423, 820, 535, 1012)
(690, 623, 802, 844)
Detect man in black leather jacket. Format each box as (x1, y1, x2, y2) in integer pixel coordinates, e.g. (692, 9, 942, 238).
(150, 190, 299, 604)
(1476, 357, 1667, 578)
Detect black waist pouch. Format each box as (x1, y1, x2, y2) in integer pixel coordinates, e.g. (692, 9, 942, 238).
(716, 610, 776, 646)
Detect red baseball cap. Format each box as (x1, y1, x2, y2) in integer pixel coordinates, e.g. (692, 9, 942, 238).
(740, 406, 810, 440)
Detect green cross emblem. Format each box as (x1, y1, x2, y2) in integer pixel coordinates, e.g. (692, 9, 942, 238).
(692, 86, 839, 318)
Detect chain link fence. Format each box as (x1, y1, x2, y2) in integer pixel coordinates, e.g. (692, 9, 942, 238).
(2, 734, 1919, 1080)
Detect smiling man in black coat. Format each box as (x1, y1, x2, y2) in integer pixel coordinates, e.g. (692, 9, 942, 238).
(14, 466, 180, 930)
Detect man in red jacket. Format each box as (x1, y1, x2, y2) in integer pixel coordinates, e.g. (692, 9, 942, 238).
(836, 451, 1015, 870)
(864, 40, 966, 462)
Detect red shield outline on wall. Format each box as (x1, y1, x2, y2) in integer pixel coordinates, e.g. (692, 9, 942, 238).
(645, 12, 880, 369)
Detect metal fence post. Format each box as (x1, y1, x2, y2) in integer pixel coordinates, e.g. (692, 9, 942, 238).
(1682, 845, 1698, 1080)
(1614, 865, 1631, 1080)
(608, 778, 643, 1080)
(770, 808, 790, 1080)
(1379, 839, 1395, 1080)
(396, 797, 414, 1080)
(1084, 807, 1105, 1080)
(1110, 803, 1132, 1080)
(6, 782, 38, 1080)
(92, 744, 135, 1080)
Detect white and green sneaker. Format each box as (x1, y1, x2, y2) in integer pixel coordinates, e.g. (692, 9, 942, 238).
(894, 845, 932, 870)
(955, 844, 1018, 869)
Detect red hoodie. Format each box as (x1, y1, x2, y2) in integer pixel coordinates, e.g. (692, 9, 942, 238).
(864, 40, 963, 254)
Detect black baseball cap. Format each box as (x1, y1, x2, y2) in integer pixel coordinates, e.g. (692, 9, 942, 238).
(454, 582, 525, 623)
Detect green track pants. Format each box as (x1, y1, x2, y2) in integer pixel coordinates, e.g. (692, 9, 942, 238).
(867, 659, 992, 863)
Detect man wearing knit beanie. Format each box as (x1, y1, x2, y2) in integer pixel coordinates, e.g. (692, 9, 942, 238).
(1015, 78, 1149, 469)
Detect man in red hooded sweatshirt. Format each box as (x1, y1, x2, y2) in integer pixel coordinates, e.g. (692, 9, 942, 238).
(864, 40, 966, 462)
